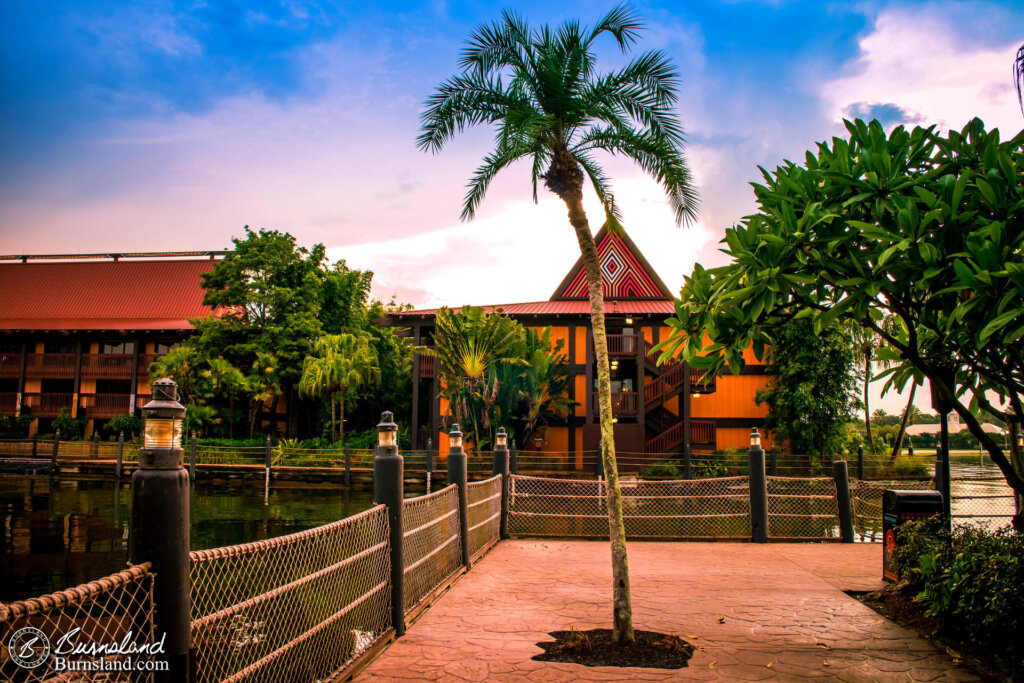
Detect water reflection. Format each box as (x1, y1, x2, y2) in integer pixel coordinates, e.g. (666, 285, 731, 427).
(0, 475, 383, 602)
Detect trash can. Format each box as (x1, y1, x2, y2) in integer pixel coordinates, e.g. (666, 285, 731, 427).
(882, 489, 943, 582)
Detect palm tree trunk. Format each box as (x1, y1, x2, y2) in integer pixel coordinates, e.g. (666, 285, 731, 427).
(864, 353, 877, 455)
(889, 383, 917, 465)
(562, 192, 634, 644)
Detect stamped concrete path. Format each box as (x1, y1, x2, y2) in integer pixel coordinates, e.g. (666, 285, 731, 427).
(359, 541, 980, 682)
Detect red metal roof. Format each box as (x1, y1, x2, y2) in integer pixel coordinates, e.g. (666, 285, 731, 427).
(0, 259, 217, 330)
(391, 299, 675, 318)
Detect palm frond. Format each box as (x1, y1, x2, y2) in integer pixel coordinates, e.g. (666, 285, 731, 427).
(588, 2, 642, 51)
(573, 151, 622, 230)
(417, 72, 510, 153)
(1016, 43, 1024, 118)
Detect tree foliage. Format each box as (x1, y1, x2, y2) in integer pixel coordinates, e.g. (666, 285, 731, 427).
(424, 306, 572, 450)
(755, 318, 858, 455)
(656, 118, 1024, 516)
(298, 333, 380, 443)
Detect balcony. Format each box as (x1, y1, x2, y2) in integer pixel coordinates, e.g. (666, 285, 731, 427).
(81, 354, 135, 380)
(605, 334, 640, 356)
(591, 391, 638, 416)
(0, 352, 20, 379)
(0, 392, 16, 416)
(22, 393, 74, 418)
(24, 354, 76, 379)
(137, 354, 158, 382)
(417, 353, 436, 379)
(79, 393, 133, 419)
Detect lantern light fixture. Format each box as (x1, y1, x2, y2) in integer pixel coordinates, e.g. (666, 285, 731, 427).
(750, 427, 761, 448)
(449, 423, 463, 450)
(377, 411, 398, 448)
(141, 378, 185, 451)
(496, 427, 508, 448)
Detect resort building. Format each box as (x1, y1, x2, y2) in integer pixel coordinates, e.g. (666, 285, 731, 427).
(0, 253, 222, 437)
(385, 226, 772, 459)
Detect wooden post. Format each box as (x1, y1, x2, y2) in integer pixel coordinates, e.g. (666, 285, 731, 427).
(116, 430, 125, 479)
(748, 431, 768, 543)
(373, 413, 404, 637)
(447, 426, 471, 571)
(857, 445, 865, 481)
(50, 429, 60, 469)
(832, 460, 854, 543)
(344, 444, 352, 488)
(188, 432, 197, 480)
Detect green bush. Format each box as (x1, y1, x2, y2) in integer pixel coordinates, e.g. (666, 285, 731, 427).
(103, 413, 142, 438)
(894, 520, 1023, 667)
(53, 408, 85, 440)
(644, 461, 680, 478)
(0, 413, 35, 438)
(692, 459, 730, 478)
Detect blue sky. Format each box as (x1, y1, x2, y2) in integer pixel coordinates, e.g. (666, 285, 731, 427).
(2, 0, 1023, 410)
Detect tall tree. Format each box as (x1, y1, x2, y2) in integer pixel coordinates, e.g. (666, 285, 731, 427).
(149, 344, 202, 405)
(298, 334, 381, 443)
(656, 118, 1024, 530)
(418, 5, 698, 641)
(755, 318, 859, 456)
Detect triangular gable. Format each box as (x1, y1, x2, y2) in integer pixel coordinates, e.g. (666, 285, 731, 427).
(551, 225, 673, 300)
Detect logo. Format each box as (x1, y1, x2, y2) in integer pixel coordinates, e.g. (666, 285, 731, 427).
(8, 627, 51, 669)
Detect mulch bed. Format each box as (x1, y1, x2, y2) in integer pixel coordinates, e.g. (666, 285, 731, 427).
(533, 628, 694, 669)
(851, 586, 1020, 682)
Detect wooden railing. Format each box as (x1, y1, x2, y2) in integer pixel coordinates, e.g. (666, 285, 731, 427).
(22, 393, 74, 417)
(79, 393, 133, 419)
(606, 334, 640, 356)
(80, 354, 135, 380)
(591, 391, 638, 416)
(137, 354, 158, 381)
(0, 392, 17, 415)
(24, 354, 76, 379)
(418, 353, 436, 379)
(645, 419, 716, 453)
(0, 353, 20, 378)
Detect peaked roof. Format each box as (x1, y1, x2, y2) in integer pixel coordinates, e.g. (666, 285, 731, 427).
(0, 259, 217, 331)
(551, 225, 672, 300)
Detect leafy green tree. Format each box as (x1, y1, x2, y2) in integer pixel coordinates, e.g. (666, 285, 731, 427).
(320, 260, 373, 334)
(755, 318, 858, 456)
(149, 344, 203, 404)
(656, 118, 1024, 527)
(246, 351, 281, 438)
(347, 298, 414, 432)
(202, 358, 246, 438)
(103, 413, 142, 439)
(298, 334, 381, 443)
(419, 5, 699, 640)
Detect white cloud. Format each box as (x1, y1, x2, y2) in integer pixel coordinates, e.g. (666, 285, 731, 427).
(823, 7, 1023, 134)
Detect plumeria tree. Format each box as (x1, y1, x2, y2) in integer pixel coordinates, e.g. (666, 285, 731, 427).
(418, 5, 698, 641)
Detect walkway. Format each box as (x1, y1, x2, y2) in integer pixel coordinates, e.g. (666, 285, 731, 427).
(360, 541, 979, 681)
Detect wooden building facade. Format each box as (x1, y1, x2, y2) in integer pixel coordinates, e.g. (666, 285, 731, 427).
(387, 227, 773, 458)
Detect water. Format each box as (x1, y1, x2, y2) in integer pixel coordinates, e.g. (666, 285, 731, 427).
(0, 475, 379, 602)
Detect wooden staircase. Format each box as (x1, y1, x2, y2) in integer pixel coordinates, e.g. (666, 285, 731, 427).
(641, 339, 715, 454)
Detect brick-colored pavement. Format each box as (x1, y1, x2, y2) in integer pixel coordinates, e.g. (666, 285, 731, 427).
(359, 541, 980, 682)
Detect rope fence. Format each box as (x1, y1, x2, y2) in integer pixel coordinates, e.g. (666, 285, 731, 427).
(401, 485, 463, 618)
(466, 475, 502, 562)
(0, 563, 155, 682)
(189, 505, 392, 683)
(766, 476, 840, 542)
(851, 479, 933, 542)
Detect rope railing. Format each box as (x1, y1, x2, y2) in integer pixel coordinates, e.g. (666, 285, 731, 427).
(189, 505, 392, 683)
(851, 479, 933, 542)
(401, 485, 463, 618)
(0, 563, 155, 682)
(466, 475, 502, 562)
(766, 476, 840, 541)
(507, 474, 752, 539)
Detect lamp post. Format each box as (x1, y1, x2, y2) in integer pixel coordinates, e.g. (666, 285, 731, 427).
(372, 410, 404, 637)
(748, 427, 768, 543)
(492, 427, 510, 539)
(448, 423, 471, 570)
(130, 378, 190, 681)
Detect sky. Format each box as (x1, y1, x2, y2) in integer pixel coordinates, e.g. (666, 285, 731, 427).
(1, 0, 1023, 412)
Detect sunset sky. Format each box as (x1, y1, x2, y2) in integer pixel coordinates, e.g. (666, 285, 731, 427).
(2, 0, 1023, 411)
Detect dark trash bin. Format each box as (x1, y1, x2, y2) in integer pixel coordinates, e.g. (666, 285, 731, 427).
(883, 489, 943, 582)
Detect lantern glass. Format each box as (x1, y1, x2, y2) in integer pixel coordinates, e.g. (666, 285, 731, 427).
(496, 429, 507, 448)
(378, 428, 397, 448)
(750, 428, 761, 448)
(449, 424, 463, 449)
(144, 416, 183, 449)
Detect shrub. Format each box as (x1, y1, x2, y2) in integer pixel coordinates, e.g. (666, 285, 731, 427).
(53, 408, 85, 440)
(644, 461, 680, 478)
(894, 520, 1023, 667)
(0, 413, 35, 438)
(103, 413, 142, 438)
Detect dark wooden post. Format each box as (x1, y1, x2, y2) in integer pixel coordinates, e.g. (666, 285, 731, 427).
(50, 429, 60, 469)
(344, 444, 352, 488)
(857, 445, 865, 481)
(510, 442, 518, 475)
(91, 431, 100, 459)
(832, 460, 854, 543)
(188, 432, 197, 480)
(492, 427, 510, 540)
(116, 430, 125, 479)
(31, 433, 38, 459)
(15, 339, 27, 418)
(748, 428, 768, 543)
(264, 434, 272, 481)
(130, 380, 190, 681)
(682, 361, 692, 453)
(411, 325, 421, 450)
(769, 447, 777, 476)
(372, 412, 404, 637)
(425, 438, 433, 492)
(683, 444, 692, 480)
(447, 424, 471, 570)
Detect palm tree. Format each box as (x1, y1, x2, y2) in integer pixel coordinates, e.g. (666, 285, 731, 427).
(418, 5, 698, 642)
(298, 334, 380, 443)
(204, 358, 246, 438)
(149, 344, 201, 404)
(247, 351, 281, 438)
(1015, 43, 1024, 117)
(850, 326, 879, 454)
(890, 392, 920, 463)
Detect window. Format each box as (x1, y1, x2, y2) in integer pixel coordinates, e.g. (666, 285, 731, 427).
(101, 341, 135, 355)
(41, 378, 74, 394)
(0, 341, 20, 354)
(0, 378, 17, 392)
(154, 342, 178, 355)
(96, 379, 131, 395)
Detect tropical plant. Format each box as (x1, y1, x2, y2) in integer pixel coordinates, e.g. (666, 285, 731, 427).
(185, 404, 220, 438)
(103, 413, 142, 439)
(419, 5, 698, 640)
(655, 118, 1024, 529)
(298, 333, 381, 443)
(52, 407, 85, 440)
(149, 344, 202, 404)
(246, 351, 281, 438)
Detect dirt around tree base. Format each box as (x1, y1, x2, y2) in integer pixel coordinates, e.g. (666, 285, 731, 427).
(851, 586, 1020, 682)
(533, 629, 694, 669)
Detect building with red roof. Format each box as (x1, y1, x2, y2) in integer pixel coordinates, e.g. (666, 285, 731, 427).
(0, 252, 223, 435)
(384, 226, 771, 466)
